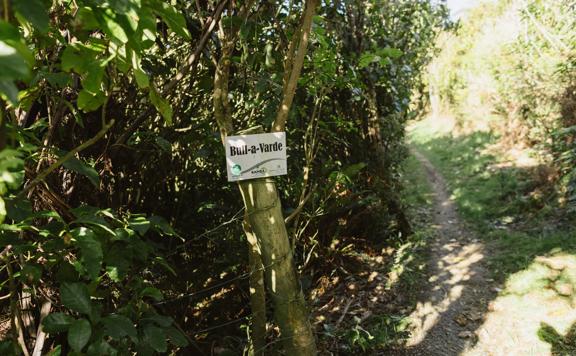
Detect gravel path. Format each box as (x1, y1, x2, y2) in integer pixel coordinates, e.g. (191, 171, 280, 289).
(399, 150, 494, 355)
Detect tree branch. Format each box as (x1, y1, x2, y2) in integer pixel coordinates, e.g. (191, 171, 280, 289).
(19, 119, 115, 199)
(272, 0, 318, 133)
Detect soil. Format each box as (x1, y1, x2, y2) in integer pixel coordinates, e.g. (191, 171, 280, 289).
(398, 150, 495, 355)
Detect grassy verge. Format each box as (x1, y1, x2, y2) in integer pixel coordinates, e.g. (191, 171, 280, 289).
(409, 118, 576, 278)
(408, 117, 576, 353)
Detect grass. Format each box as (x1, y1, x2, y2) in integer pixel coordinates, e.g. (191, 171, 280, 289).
(408, 118, 576, 276)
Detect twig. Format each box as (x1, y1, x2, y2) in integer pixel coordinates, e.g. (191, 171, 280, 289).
(335, 299, 354, 327)
(32, 299, 51, 356)
(4, 255, 30, 356)
(285, 187, 315, 225)
(164, 0, 228, 94)
(18, 119, 115, 199)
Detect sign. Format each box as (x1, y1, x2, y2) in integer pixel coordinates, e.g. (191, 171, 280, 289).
(225, 132, 287, 182)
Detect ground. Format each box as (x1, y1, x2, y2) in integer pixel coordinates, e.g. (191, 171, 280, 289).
(396, 115, 576, 355)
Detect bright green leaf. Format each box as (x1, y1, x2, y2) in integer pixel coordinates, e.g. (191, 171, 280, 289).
(131, 50, 149, 88)
(0, 197, 5, 224)
(77, 90, 106, 112)
(68, 318, 91, 352)
(46, 345, 61, 356)
(82, 61, 106, 94)
(153, 2, 190, 39)
(0, 41, 30, 80)
(128, 215, 150, 235)
(379, 47, 403, 59)
(102, 12, 129, 43)
(149, 87, 172, 125)
(0, 21, 33, 64)
(13, 0, 50, 34)
(43, 313, 75, 333)
(60, 282, 92, 315)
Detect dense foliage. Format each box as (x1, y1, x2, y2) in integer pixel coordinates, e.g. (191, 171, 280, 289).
(0, 0, 446, 354)
(430, 0, 576, 212)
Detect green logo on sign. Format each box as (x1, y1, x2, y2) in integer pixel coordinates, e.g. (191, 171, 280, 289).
(231, 164, 242, 175)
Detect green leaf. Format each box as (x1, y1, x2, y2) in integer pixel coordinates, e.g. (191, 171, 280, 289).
(143, 324, 167, 353)
(342, 162, 367, 178)
(0, 340, 19, 354)
(68, 318, 92, 352)
(61, 282, 92, 315)
(379, 47, 403, 59)
(0, 197, 5, 224)
(73, 214, 115, 237)
(149, 87, 172, 125)
(0, 80, 19, 105)
(46, 345, 62, 356)
(131, 49, 149, 88)
(140, 287, 163, 302)
(358, 52, 377, 68)
(62, 156, 100, 187)
(154, 256, 177, 277)
(102, 12, 129, 43)
(72, 227, 103, 280)
(86, 339, 118, 355)
(104, 244, 131, 281)
(102, 314, 137, 341)
(82, 61, 106, 94)
(0, 41, 30, 80)
(165, 326, 189, 347)
(77, 90, 106, 112)
(43, 313, 75, 333)
(149, 215, 176, 236)
(142, 313, 173, 327)
(0, 21, 33, 63)
(77, 7, 100, 30)
(153, 2, 190, 39)
(128, 215, 150, 235)
(13, 0, 50, 34)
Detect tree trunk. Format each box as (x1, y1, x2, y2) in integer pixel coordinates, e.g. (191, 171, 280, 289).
(243, 217, 266, 356)
(238, 178, 317, 355)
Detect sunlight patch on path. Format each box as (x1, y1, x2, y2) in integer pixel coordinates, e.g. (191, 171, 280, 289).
(467, 255, 576, 356)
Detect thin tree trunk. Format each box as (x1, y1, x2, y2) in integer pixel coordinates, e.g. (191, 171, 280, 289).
(238, 178, 316, 355)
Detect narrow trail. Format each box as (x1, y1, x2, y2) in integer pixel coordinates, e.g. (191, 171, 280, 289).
(400, 151, 495, 355)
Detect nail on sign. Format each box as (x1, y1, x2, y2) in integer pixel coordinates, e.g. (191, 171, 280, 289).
(225, 132, 287, 182)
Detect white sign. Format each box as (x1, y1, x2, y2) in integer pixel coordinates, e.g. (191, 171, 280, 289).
(225, 132, 287, 182)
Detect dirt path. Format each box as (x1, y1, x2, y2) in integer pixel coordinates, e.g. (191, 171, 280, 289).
(399, 150, 494, 355)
